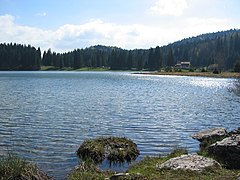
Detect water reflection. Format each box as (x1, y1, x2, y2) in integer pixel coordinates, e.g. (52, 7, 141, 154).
(189, 77, 233, 88)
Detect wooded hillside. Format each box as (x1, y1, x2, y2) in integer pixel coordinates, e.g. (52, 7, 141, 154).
(0, 29, 240, 71)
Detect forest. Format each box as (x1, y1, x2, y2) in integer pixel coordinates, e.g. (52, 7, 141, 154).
(0, 43, 41, 70)
(0, 29, 240, 71)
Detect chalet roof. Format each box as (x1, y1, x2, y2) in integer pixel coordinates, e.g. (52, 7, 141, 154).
(181, 62, 191, 64)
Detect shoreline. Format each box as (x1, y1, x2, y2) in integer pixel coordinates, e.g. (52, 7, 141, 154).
(135, 71, 240, 79)
(1, 66, 239, 79)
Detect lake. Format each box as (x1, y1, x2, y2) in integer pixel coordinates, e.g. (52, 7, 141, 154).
(0, 71, 239, 179)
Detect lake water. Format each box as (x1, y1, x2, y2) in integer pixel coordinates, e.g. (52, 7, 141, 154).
(0, 71, 239, 179)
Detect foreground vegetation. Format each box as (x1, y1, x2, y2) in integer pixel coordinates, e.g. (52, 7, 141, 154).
(69, 148, 240, 180)
(68, 161, 114, 180)
(128, 156, 240, 180)
(70, 135, 240, 179)
(1, 148, 240, 179)
(0, 154, 51, 180)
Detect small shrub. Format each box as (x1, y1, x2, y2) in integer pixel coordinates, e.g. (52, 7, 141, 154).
(165, 67, 172, 72)
(200, 136, 227, 151)
(234, 61, 240, 72)
(213, 69, 219, 74)
(168, 148, 188, 158)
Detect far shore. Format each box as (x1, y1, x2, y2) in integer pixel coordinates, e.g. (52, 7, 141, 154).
(135, 71, 240, 79)
(3, 66, 239, 79)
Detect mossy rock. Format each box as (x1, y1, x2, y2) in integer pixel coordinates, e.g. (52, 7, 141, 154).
(77, 137, 139, 164)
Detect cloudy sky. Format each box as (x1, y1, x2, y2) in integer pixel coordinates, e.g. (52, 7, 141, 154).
(0, 0, 239, 52)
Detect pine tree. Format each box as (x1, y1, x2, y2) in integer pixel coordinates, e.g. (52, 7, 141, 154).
(166, 48, 174, 67)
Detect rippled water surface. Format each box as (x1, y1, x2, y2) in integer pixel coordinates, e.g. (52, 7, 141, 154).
(0, 71, 239, 179)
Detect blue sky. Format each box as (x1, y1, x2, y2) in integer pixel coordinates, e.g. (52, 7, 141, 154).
(0, 0, 239, 52)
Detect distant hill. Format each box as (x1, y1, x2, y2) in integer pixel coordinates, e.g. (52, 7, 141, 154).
(88, 29, 240, 71)
(171, 29, 239, 46)
(0, 29, 240, 71)
(161, 29, 240, 70)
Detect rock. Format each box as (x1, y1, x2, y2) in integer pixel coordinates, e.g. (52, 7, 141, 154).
(228, 127, 240, 136)
(192, 127, 227, 142)
(109, 173, 130, 180)
(109, 173, 146, 180)
(156, 154, 221, 172)
(208, 135, 240, 169)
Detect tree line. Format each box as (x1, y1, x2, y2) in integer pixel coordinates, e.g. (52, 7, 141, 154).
(0, 43, 41, 70)
(0, 29, 240, 71)
(41, 46, 161, 71)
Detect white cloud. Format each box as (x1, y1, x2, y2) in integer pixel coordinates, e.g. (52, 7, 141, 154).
(149, 0, 188, 16)
(0, 14, 14, 31)
(36, 12, 47, 17)
(0, 14, 53, 50)
(0, 14, 238, 53)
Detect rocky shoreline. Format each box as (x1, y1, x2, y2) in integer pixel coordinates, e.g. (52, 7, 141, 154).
(157, 127, 240, 172)
(193, 127, 240, 169)
(2, 128, 240, 179)
(68, 127, 240, 179)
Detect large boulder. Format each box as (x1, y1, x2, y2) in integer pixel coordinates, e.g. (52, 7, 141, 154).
(192, 128, 228, 150)
(192, 127, 227, 142)
(156, 154, 221, 172)
(208, 135, 240, 169)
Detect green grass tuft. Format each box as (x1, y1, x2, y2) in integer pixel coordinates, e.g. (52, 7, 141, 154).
(0, 154, 51, 180)
(77, 136, 139, 164)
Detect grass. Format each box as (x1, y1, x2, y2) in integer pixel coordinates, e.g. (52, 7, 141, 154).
(0, 154, 51, 180)
(77, 137, 139, 164)
(69, 147, 240, 179)
(68, 160, 113, 180)
(2, 135, 240, 180)
(41, 66, 75, 71)
(40, 66, 62, 71)
(41, 66, 110, 71)
(127, 148, 240, 180)
(196, 135, 227, 157)
(75, 67, 110, 71)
